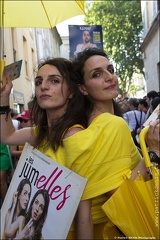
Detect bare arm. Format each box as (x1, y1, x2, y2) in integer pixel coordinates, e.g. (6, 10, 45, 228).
(14, 218, 33, 240)
(146, 119, 160, 157)
(131, 119, 160, 180)
(0, 75, 35, 146)
(10, 145, 22, 158)
(4, 192, 20, 238)
(76, 200, 93, 239)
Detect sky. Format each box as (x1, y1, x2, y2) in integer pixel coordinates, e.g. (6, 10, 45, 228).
(56, 15, 85, 36)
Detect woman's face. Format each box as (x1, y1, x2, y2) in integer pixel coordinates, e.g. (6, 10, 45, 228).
(81, 55, 119, 101)
(35, 64, 72, 113)
(31, 193, 45, 222)
(19, 184, 31, 210)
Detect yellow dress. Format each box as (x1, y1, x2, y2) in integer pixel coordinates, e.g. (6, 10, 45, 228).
(35, 113, 141, 239)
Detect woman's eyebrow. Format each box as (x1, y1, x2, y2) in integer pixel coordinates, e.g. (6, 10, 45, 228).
(48, 74, 62, 78)
(108, 64, 114, 68)
(89, 64, 114, 74)
(35, 76, 42, 80)
(35, 74, 62, 80)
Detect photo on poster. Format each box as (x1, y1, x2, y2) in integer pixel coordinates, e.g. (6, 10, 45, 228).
(69, 25, 103, 59)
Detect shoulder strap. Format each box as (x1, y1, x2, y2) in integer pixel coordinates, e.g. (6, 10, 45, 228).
(133, 111, 139, 125)
(134, 111, 142, 126)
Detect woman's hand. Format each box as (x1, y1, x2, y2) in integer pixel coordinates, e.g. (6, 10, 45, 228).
(0, 74, 13, 105)
(146, 119, 160, 157)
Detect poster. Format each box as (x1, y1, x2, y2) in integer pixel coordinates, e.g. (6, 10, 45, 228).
(0, 143, 87, 239)
(69, 25, 103, 59)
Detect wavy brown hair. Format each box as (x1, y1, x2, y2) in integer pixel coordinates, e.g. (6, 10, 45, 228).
(29, 58, 87, 151)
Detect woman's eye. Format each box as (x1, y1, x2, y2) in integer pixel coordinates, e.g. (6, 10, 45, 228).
(92, 72, 101, 78)
(51, 79, 60, 84)
(35, 80, 42, 86)
(108, 68, 114, 74)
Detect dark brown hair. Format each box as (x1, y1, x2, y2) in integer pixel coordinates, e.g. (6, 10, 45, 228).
(72, 48, 122, 117)
(29, 58, 87, 151)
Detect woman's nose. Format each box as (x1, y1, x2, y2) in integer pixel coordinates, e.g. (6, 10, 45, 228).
(104, 70, 113, 81)
(41, 79, 49, 90)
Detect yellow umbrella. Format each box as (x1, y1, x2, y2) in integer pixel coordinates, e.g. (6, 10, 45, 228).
(0, 0, 85, 75)
(102, 126, 159, 238)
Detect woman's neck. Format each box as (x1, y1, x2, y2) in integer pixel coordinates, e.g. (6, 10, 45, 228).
(88, 101, 114, 125)
(46, 108, 67, 127)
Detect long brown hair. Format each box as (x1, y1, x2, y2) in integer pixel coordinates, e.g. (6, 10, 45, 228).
(29, 58, 87, 151)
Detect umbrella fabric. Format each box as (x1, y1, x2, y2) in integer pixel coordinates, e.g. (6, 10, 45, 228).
(102, 127, 159, 238)
(0, 0, 85, 28)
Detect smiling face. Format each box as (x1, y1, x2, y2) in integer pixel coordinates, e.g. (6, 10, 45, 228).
(80, 55, 119, 102)
(31, 193, 45, 222)
(35, 64, 72, 115)
(19, 184, 31, 210)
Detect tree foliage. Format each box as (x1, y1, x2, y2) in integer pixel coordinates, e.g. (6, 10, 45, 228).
(84, 0, 144, 96)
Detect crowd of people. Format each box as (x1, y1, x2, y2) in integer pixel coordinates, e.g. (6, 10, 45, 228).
(0, 48, 159, 239)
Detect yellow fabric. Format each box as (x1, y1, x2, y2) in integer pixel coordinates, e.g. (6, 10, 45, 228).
(102, 126, 159, 238)
(1, 1, 85, 28)
(34, 113, 141, 238)
(67, 221, 125, 239)
(102, 170, 159, 238)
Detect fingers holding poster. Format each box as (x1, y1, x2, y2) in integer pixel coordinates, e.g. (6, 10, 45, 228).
(69, 25, 103, 59)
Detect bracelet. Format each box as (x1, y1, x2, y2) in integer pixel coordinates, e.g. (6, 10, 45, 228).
(0, 106, 11, 121)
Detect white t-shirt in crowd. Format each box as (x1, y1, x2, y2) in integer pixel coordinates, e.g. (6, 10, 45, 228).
(123, 110, 146, 132)
(12, 119, 20, 130)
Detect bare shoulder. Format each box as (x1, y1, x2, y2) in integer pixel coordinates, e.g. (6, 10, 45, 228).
(63, 127, 84, 139)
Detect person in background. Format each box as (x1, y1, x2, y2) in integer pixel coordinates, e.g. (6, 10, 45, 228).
(0, 143, 13, 205)
(119, 97, 130, 113)
(10, 110, 32, 167)
(150, 94, 160, 113)
(123, 98, 146, 132)
(17, 110, 32, 129)
(10, 108, 20, 130)
(74, 30, 98, 56)
(138, 98, 148, 114)
(145, 90, 158, 120)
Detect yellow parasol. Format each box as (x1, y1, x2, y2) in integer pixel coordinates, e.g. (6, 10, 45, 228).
(0, 0, 85, 76)
(102, 126, 159, 238)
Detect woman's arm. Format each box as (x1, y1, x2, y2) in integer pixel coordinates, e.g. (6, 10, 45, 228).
(10, 145, 22, 158)
(4, 192, 20, 237)
(76, 200, 93, 239)
(0, 75, 35, 146)
(146, 119, 160, 157)
(14, 218, 33, 239)
(131, 119, 160, 180)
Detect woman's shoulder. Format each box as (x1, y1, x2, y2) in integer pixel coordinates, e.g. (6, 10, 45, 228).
(93, 112, 125, 124)
(63, 124, 85, 139)
(90, 113, 130, 133)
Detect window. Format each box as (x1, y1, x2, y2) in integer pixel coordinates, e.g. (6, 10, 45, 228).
(23, 36, 28, 77)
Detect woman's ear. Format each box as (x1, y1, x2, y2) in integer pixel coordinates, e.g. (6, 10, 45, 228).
(68, 93, 73, 99)
(78, 84, 88, 95)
